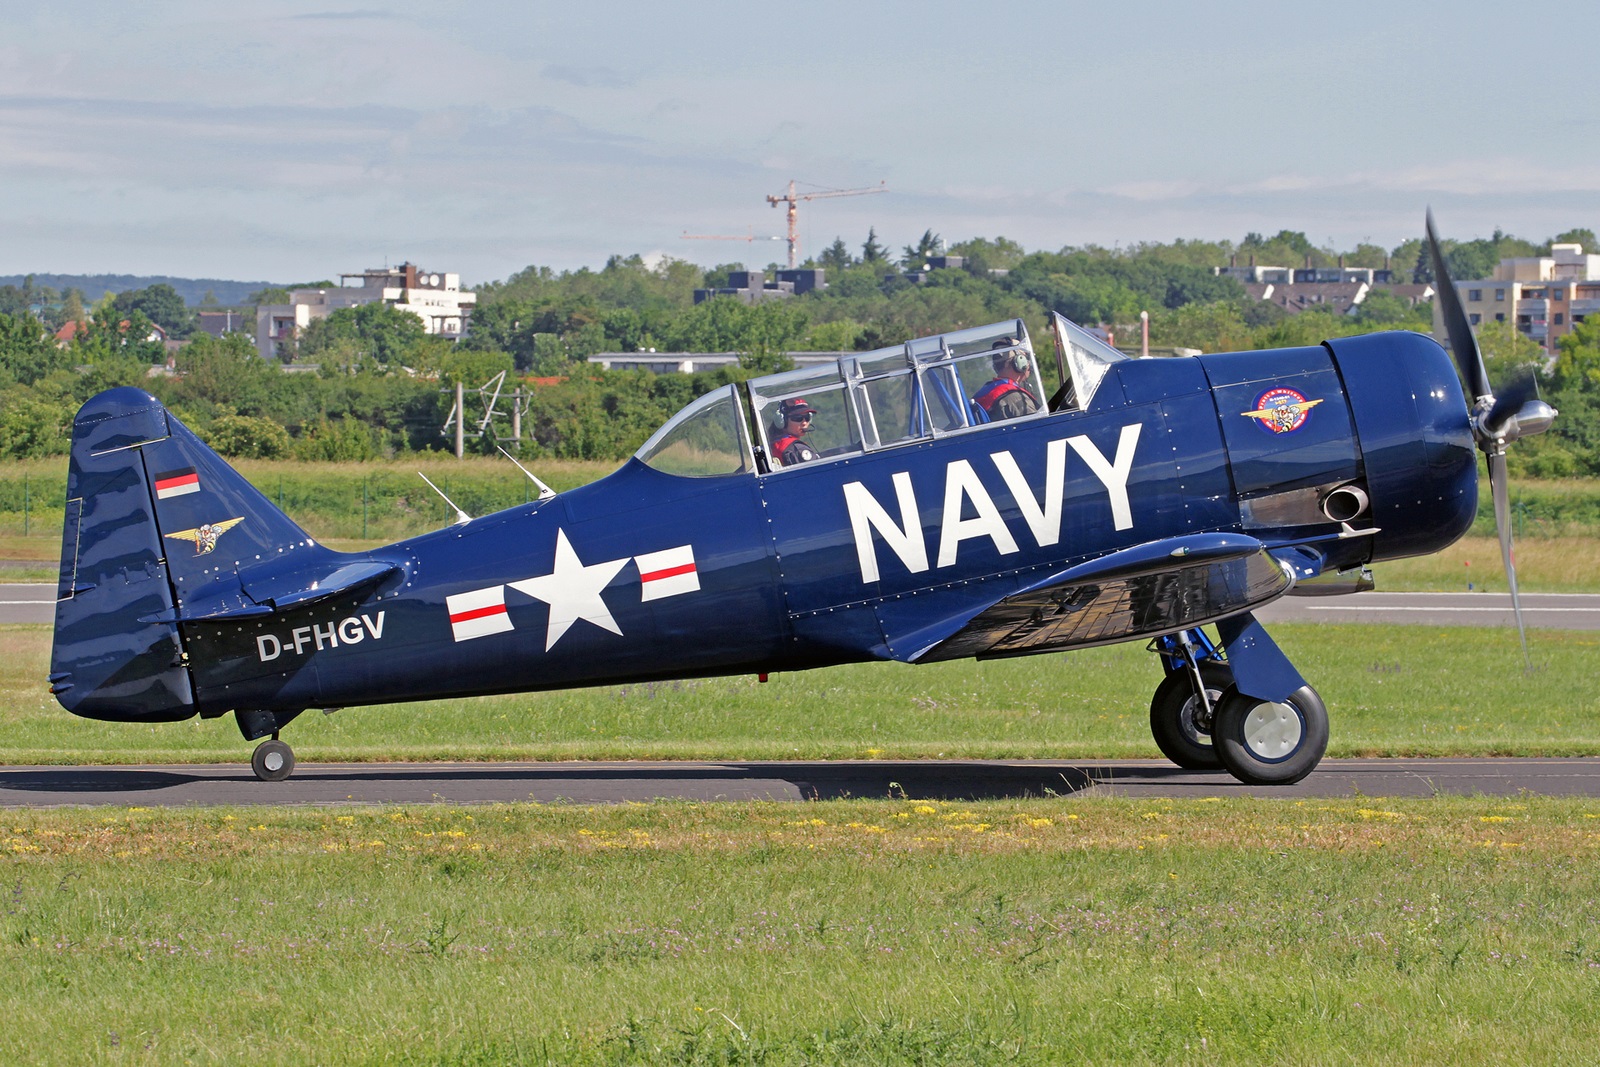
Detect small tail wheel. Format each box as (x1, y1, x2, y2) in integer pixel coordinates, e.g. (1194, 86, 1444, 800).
(251, 738, 296, 782)
(1212, 684, 1329, 786)
(1150, 661, 1232, 770)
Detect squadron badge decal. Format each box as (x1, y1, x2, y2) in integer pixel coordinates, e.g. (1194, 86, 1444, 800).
(164, 517, 245, 555)
(1242, 388, 1323, 435)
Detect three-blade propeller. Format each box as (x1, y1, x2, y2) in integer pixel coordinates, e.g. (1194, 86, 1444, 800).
(1425, 211, 1559, 663)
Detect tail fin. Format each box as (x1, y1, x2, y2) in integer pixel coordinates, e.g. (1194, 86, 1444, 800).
(50, 388, 325, 722)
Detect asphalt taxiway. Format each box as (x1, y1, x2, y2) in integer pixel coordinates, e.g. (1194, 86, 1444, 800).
(3, 758, 1599, 808)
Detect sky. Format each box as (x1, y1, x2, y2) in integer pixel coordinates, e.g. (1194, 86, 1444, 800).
(4, 1, 1600, 287)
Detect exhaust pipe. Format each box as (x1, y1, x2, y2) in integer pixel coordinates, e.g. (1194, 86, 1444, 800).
(1321, 483, 1369, 523)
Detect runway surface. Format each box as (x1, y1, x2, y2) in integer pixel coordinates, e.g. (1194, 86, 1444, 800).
(6, 585, 1600, 627)
(1256, 591, 1600, 629)
(0, 583, 55, 624)
(4, 758, 1600, 807)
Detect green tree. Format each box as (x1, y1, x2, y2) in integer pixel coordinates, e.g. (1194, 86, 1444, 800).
(0, 389, 71, 458)
(201, 414, 293, 458)
(1551, 317, 1600, 393)
(861, 228, 887, 264)
(0, 286, 27, 318)
(0, 311, 70, 384)
(1474, 319, 1544, 384)
(299, 302, 428, 365)
(948, 236, 1026, 272)
(113, 283, 193, 338)
(71, 310, 166, 366)
(804, 318, 863, 351)
(60, 289, 85, 327)
(293, 416, 386, 461)
(819, 238, 855, 274)
(1551, 228, 1598, 252)
(1351, 290, 1429, 329)
(900, 229, 942, 269)
(168, 331, 280, 415)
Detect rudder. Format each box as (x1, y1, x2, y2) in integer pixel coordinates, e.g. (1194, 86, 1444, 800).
(49, 388, 321, 722)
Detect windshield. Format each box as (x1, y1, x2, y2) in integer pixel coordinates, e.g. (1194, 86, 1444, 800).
(1049, 311, 1128, 411)
(634, 385, 754, 476)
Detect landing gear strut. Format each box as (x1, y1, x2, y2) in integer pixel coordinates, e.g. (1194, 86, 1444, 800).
(1148, 630, 1229, 770)
(251, 735, 296, 782)
(1149, 628, 1329, 784)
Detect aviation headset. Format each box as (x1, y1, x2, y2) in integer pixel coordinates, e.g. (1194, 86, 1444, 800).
(772, 397, 817, 436)
(991, 339, 1030, 375)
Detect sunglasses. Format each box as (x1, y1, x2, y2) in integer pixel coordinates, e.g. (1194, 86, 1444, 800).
(787, 411, 814, 422)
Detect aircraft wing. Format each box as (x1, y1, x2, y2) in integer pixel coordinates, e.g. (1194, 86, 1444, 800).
(896, 533, 1299, 663)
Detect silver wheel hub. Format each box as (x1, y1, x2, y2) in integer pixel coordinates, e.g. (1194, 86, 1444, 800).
(1181, 692, 1219, 740)
(263, 751, 284, 773)
(1242, 701, 1302, 760)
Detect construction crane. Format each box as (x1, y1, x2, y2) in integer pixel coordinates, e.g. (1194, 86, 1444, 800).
(680, 228, 785, 246)
(766, 180, 887, 268)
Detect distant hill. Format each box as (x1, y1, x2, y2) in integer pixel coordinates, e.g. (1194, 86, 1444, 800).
(0, 274, 283, 307)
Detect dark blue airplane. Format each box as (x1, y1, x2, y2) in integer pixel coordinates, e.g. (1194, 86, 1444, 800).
(47, 222, 1554, 784)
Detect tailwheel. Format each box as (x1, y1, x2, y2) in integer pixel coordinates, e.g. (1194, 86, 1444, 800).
(1212, 684, 1328, 786)
(1149, 662, 1232, 770)
(251, 738, 296, 782)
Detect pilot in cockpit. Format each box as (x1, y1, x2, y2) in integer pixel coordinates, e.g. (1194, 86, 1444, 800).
(971, 338, 1040, 422)
(768, 397, 820, 467)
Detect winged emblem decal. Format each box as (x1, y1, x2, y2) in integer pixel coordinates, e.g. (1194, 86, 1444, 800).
(1241, 388, 1323, 434)
(165, 517, 245, 555)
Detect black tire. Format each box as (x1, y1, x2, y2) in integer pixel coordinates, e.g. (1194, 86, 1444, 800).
(1212, 684, 1328, 786)
(250, 738, 296, 782)
(1149, 662, 1232, 770)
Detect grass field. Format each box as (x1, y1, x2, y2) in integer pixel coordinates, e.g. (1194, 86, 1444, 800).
(4, 621, 1597, 765)
(4, 796, 1600, 1064)
(5, 460, 1598, 1061)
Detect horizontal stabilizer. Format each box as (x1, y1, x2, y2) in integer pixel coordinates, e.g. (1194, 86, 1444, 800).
(240, 559, 399, 612)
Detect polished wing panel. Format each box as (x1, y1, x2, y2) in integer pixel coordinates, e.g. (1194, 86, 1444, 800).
(911, 535, 1292, 662)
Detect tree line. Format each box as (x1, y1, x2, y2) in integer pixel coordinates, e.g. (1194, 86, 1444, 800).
(1, 225, 1597, 475)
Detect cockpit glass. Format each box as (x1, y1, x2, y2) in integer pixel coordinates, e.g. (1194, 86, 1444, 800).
(634, 385, 753, 476)
(645, 317, 1058, 476)
(1049, 311, 1128, 411)
(747, 364, 863, 467)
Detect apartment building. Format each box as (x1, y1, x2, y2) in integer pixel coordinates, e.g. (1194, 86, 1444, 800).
(255, 263, 476, 359)
(1447, 244, 1600, 352)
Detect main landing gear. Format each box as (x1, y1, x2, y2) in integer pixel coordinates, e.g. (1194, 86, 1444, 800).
(1149, 630, 1327, 785)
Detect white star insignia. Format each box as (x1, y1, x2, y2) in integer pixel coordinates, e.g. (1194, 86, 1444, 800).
(508, 529, 630, 651)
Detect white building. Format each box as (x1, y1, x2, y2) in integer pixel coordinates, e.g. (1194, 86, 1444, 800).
(255, 263, 476, 359)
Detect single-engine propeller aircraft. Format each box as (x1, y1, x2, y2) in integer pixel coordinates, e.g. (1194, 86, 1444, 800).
(48, 218, 1555, 785)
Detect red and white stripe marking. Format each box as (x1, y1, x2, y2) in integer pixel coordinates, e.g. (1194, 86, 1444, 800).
(446, 586, 514, 642)
(635, 544, 698, 602)
(154, 469, 200, 499)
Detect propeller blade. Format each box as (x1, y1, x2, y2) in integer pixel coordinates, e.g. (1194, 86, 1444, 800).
(1487, 450, 1529, 667)
(1427, 210, 1493, 403)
